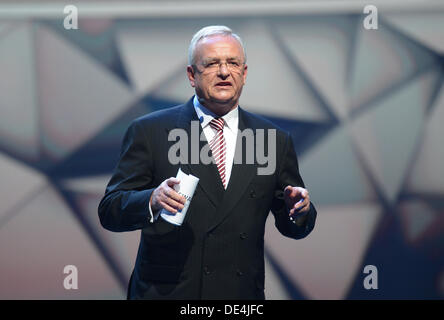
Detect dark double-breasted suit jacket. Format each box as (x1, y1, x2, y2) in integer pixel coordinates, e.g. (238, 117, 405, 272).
(98, 97, 317, 299)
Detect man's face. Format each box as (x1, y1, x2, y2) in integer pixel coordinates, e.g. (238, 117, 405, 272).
(187, 35, 248, 115)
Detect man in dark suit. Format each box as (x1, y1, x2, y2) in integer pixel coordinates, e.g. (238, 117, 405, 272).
(98, 25, 317, 299)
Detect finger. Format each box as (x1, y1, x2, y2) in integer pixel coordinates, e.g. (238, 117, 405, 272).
(300, 189, 309, 198)
(162, 195, 185, 211)
(294, 198, 308, 211)
(290, 204, 308, 216)
(285, 185, 299, 199)
(293, 187, 307, 198)
(165, 188, 187, 205)
(290, 208, 309, 219)
(160, 201, 179, 214)
(284, 185, 293, 196)
(291, 197, 309, 213)
(285, 186, 307, 200)
(289, 200, 303, 215)
(299, 202, 310, 214)
(284, 188, 299, 203)
(166, 177, 181, 188)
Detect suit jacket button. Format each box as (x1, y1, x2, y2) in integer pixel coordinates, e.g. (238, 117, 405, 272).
(240, 232, 247, 239)
(250, 190, 256, 198)
(236, 269, 243, 276)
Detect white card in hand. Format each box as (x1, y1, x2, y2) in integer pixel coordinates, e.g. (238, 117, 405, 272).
(160, 168, 199, 226)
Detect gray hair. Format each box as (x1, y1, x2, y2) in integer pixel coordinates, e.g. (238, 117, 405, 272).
(188, 25, 246, 66)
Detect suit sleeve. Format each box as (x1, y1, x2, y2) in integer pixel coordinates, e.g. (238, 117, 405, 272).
(271, 132, 317, 239)
(98, 119, 155, 232)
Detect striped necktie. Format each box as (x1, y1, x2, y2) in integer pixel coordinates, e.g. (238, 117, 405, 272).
(209, 118, 227, 189)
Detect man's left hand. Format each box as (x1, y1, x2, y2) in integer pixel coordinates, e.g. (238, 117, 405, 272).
(284, 185, 310, 218)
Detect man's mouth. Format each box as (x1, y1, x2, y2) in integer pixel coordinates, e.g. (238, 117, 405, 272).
(215, 82, 232, 87)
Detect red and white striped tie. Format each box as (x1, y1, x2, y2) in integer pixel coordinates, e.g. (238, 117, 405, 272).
(209, 118, 227, 189)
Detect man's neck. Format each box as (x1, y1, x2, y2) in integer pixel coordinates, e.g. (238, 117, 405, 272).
(197, 96, 238, 117)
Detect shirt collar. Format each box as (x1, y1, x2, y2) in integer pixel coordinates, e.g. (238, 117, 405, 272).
(193, 95, 238, 133)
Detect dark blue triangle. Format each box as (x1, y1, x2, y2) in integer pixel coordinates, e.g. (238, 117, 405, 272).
(258, 115, 337, 156)
(48, 101, 150, 179)
(346, 209, 443, 299)
(42, 20, 132, 86)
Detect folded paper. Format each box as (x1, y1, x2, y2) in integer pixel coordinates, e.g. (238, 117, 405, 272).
(160, 168, 199, 226)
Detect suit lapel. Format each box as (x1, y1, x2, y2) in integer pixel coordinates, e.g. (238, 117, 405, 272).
(174, 98, 225, 208)
(172, 98, 258, 230)
(207, 107, 258, 232)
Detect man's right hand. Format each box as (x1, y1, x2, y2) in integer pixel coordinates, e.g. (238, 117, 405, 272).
(150, 177, 186, 214)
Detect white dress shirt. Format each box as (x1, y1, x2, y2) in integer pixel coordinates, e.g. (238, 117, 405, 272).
(149, 96, 239, 223)
(193, 95, 239, 187)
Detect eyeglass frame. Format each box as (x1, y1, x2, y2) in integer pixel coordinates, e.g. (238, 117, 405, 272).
(192, 58, 246, 74)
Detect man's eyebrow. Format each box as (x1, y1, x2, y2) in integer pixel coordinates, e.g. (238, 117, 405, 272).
(202, 56, 242, 62)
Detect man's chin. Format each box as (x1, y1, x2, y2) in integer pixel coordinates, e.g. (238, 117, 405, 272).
(210, 94, 236, 105)
(202, 96, 237, 115)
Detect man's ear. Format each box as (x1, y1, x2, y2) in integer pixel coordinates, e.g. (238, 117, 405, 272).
(242, 64, 248, 85)
(187, 65, 196, 87)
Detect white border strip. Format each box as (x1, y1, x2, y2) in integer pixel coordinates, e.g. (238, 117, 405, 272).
(0, 1, 443, 18)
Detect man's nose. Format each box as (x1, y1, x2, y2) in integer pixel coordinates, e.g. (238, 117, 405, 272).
(218, 63, 230, 78)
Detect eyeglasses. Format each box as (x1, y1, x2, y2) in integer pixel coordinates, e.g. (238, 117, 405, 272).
(195, 60, 245, 73)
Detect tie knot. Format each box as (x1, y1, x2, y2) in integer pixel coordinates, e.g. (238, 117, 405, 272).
(209, 117, 225, 132)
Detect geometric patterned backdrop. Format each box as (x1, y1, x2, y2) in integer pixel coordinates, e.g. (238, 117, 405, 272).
(0, 2, 443, 299)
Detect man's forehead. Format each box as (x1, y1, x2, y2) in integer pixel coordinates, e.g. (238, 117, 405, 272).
(195, 35, 244, 59)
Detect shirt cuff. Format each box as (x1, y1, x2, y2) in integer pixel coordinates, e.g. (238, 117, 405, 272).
(148, 201, 161, 223)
